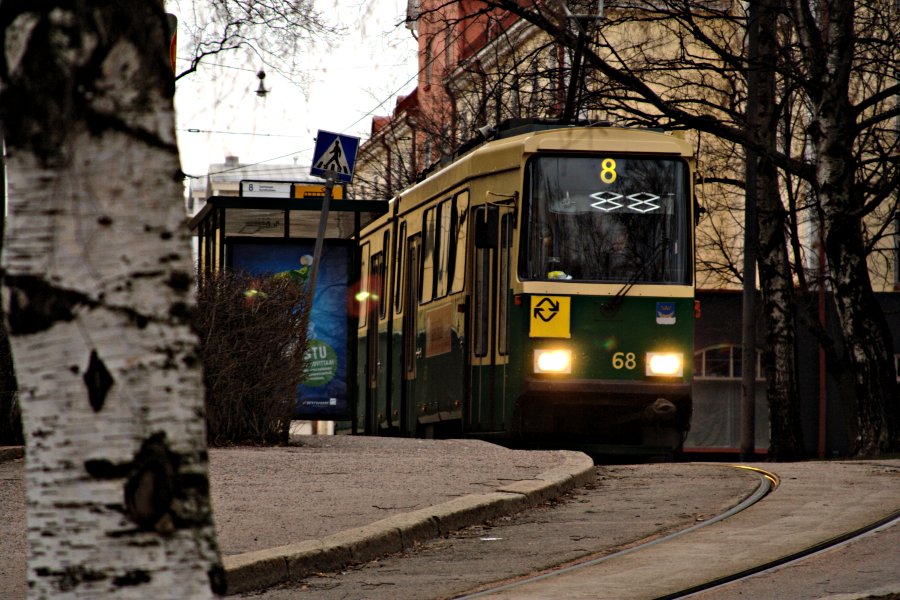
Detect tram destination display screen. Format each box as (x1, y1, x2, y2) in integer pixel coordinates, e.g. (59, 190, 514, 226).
(520, 155, 692, 284)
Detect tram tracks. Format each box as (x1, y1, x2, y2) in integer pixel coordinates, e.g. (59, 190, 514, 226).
(454, 465, 780, 599)
(456, 462, 900, 600)
(671, 505, 900, 599)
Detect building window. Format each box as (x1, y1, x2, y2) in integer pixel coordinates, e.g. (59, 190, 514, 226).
(694, 345, 763, 380)
(423, 138, 432, 169)
(425, 40, 433, 87)
(444, 27, 452, 70)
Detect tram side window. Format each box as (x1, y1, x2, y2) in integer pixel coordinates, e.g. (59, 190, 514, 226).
(380, 231, 390, 320)
(473, 207, 498, 358)
(436, 199, 452, 298)
(404, 234, 421, 377)
(395, 221, 406, 315)
(370, 251, 385, 321)
(359, 243, 370, 329)
(497, 212, 513, 356)
(420, 192, 469, 303)
(422, 208, 436, 303)
(473, 247, 489, 357)
(450, 191, 469, 294)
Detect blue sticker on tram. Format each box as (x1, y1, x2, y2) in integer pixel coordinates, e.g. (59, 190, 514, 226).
(656, 301, 676, 325)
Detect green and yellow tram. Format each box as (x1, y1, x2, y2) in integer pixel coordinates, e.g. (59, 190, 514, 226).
(356, 121, 696, 452)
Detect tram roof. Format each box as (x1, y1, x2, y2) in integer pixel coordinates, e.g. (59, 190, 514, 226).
(396, 124, 694, 208)
(359, 122, 694, 238)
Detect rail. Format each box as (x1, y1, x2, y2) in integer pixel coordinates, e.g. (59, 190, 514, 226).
(454, 465, 779, 599)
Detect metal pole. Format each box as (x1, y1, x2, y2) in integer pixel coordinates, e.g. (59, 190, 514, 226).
(817, 233, 827, 459)
(307, 172, 335, 302)
(740, 175, 758, 461)
(740, 2, 760, 462)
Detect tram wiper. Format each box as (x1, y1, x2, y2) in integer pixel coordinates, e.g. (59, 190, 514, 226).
(601, 237, 669, 317)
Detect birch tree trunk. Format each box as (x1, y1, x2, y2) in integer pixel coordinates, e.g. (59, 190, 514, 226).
(791, 0, 900, 456)
(757, 156, 805, 459)
(0, 3, 223, 598)
(752, 0, 805, 459)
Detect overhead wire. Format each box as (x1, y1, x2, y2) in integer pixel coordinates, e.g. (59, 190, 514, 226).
(182, 76, 417, 179)
(176, 56, 411, 73)
(180, 128, 308, 137)
(187, 10, 490, 180)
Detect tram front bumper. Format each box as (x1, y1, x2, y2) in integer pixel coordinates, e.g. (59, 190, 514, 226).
(513, 378, 692, 442)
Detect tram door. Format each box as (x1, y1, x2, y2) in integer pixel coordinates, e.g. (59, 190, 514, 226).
(467, 205, 514, 433)
(364, 251, 384, 435)
(400, 234, 421, 436)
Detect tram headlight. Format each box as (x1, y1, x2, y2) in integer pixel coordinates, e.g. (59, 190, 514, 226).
(534, 349, 572, 374)
(646, 352, 683, 377)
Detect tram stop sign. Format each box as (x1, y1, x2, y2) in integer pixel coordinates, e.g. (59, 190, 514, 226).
(310, 130, 360, 184)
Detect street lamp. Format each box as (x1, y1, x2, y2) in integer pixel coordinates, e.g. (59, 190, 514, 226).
(255, 70, 269, 97)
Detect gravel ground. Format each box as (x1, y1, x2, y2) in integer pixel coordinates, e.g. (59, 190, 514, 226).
(0, 435, 580, 599)
(210, 435, 580, 555)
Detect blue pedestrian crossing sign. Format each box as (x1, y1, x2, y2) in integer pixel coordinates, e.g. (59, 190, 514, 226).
(310, 130, 360, 184)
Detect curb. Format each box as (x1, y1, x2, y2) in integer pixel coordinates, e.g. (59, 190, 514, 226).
(0, 446, 24, 463)
(223, 451, 595, 595)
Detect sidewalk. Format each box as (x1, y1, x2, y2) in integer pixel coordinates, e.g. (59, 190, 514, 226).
(0, 435, 594, 599)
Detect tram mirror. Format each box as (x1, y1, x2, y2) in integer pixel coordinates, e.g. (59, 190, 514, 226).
(694, 198, 706, 226)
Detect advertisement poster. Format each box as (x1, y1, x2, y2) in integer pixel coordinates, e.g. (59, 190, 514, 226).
(229, 238, 351, 420)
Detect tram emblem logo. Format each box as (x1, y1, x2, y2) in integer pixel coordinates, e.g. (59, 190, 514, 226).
(656, 301, 677, 325)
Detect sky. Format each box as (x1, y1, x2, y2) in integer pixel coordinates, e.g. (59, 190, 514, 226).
(170, 0, 420, 179)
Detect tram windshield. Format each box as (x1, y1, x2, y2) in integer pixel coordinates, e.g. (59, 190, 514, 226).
(520, 154, 692, 285)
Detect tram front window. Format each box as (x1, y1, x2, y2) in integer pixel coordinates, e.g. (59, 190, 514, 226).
(520, 154, 692, 285)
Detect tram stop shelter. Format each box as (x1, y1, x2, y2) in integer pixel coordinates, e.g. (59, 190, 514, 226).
(188, 180, 389, 430)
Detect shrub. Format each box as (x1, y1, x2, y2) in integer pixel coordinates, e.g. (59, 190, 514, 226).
(0, 328, 22, 446)
(195, 271, 310, 445)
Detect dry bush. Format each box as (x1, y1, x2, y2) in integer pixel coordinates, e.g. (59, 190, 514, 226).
(195, 271, 310, 445)
(0, 330, 21, 446)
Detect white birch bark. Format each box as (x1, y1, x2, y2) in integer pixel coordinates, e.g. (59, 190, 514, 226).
(791, 0, 899, 455)
(1, 4, 222, 598)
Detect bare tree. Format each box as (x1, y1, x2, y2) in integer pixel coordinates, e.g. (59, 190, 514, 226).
(353, 102, 421, 199)
(787, 0, 900, 455)
(753, 1, 804, 459)
(358, 3, 572, 191)
(0, 3, 223, 597)
(169, 0, 339, 84)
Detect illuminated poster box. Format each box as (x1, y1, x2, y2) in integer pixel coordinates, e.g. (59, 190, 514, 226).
(227, 237, 352, 420)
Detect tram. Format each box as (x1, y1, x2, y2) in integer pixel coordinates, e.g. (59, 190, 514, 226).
(355, 120, 696, 452)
